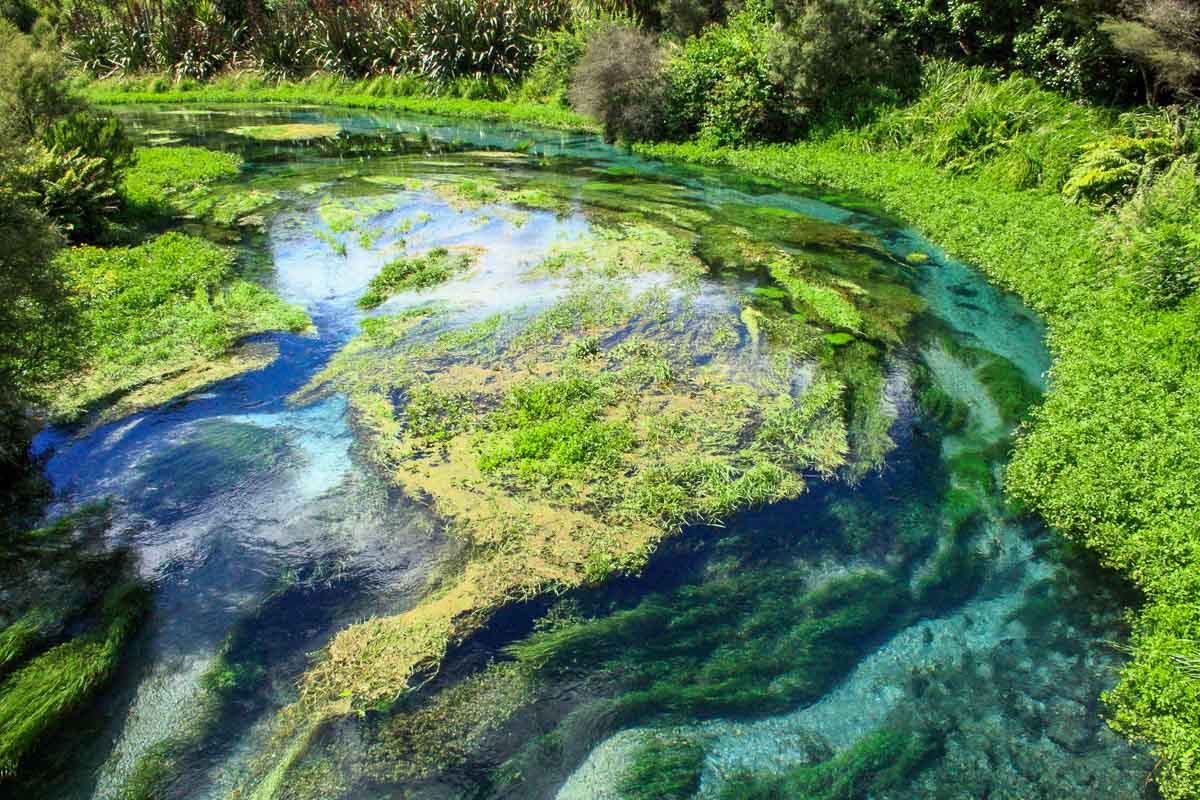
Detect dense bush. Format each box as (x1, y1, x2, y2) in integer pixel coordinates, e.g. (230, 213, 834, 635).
(14, 143, 121, 241)
(880, 0, 1141, 103)
(666, 0, 798, 144)
(1, 25, 134, 237)
(570, 24, 670, 141)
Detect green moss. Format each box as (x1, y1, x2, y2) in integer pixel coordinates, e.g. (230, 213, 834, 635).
(619, 733, 707, 800)
(718, 726, 939, 800)
(358, 247, 477, 309)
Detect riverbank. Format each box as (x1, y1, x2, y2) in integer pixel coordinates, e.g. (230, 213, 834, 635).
(79, 80, 1199, 796)
(79, 74, 597, 134)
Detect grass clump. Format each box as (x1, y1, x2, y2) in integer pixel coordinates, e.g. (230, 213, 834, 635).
(478, 378, 635, 480)
(52, 232, 309, 418)
(358, 248, 477, 309)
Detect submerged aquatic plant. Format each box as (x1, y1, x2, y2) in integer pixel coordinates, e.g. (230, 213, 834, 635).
(618, 733, 707, 800)
(718, 726, 941, 800)
(0, 580, 148, 777)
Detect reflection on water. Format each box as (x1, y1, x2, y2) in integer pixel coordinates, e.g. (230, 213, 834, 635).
(19, 103, 1149, 800)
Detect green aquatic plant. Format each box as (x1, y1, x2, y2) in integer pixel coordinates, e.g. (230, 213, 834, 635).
(51, 232, 309, 418)
(975, 358, 1041, 425)
(0, 579, 148, 777)
(506, 569, 906, 723)
(618, 733, 707, 800)
(358, 247, 478, 308)
(717, 726, 940, 800)
(228, 123, 341, 141)
(913, 368, 969, 432)
(120, 146, 242, 212)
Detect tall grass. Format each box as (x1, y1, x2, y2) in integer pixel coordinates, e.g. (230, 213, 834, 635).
(835, 60, 1118, 193)
(63, 0, 572, 82)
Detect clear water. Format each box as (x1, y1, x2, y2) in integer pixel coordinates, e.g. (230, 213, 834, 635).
(19, 105, 1150, 800)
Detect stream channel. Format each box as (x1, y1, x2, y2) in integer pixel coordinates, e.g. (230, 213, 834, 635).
(26, 105, 1154, 800)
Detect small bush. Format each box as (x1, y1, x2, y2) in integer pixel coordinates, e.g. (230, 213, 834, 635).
(570, 24, 669, 142)
(1110, 157, 1200, 306)
(15, 143, 120, 241)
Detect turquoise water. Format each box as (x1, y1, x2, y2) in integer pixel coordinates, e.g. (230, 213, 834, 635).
(18, 105, 1150, 800)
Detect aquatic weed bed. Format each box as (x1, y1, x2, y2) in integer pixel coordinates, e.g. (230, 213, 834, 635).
(4, 105, 1155, 800)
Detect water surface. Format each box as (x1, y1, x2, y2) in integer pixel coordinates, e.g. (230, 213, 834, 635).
(23, 104, 1150, 800)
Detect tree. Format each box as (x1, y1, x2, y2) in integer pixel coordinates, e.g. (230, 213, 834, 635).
(1103, 0, 1200, 100)
(0, 21, 80, 143)
(570, 24, 671, 141)
(768, 0, 917, 118)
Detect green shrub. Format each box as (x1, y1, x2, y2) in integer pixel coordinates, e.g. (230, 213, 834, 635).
(14, 143, 119, 240)
(665, 1, 796, 145)
(1109, 156, 1200, 306)
(1062, 134, 1175, 208)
